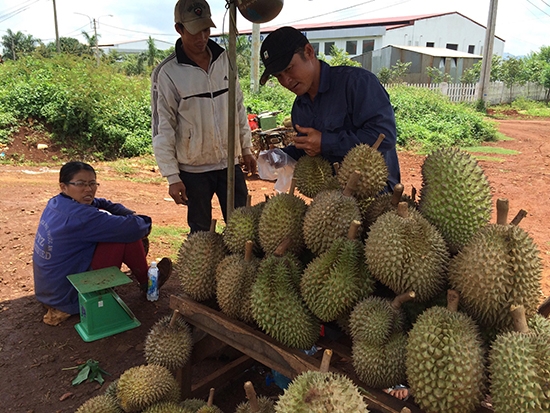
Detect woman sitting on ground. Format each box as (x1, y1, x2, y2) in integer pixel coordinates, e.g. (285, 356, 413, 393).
(33, 161, 172, 326)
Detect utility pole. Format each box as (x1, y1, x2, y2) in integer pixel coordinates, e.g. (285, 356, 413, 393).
(478, 0, 498, 103)
(93, 18, 99, 66)
(250, 23, 260, 93)
(52, 0, 60, 53)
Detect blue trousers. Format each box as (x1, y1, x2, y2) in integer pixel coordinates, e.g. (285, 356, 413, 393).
(180, 165, 248, 233)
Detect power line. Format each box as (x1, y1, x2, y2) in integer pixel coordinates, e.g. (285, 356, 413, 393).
(0, 0, 43, 24)
(100, 22, 173, 36)
(526, 0, 550, 17)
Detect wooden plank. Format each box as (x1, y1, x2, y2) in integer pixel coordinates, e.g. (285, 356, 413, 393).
(190, 355, 256, 399)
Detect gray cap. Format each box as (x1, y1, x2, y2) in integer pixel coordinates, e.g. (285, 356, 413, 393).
(174, 0, 216, 35)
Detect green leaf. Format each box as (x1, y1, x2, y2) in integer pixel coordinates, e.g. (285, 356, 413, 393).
(72, 365, 91, 385)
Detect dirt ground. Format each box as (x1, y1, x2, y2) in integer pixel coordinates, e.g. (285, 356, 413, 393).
(1, 118, 549, 412)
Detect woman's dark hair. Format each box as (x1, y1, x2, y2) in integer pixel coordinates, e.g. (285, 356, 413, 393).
(59, 162, 96, 183)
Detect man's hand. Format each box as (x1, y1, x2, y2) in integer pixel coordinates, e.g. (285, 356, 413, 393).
(294, 124, 322, 157)
(242, 154, 257, 176)
(169, 181, 188, 205)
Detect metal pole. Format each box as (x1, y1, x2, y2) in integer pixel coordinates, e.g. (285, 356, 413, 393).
(52, 0, 60, 53)
(226, 1, 237, 220)
(93, 19, 100, 66)
(478, 0, 498, 102)
(250, 23, 260, 93)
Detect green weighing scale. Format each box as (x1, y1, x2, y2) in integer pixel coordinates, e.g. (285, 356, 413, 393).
(67, 266, 140, 342)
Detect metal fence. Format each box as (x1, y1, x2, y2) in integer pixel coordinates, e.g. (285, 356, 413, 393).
(385, 81, 548, 105)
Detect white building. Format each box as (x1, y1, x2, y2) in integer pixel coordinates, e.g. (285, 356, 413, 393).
(99, 38, 173, 54)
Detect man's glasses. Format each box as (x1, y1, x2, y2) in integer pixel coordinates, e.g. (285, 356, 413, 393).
(67, 181, 100, 189)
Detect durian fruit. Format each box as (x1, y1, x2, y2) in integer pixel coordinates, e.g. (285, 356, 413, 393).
(406, 290, 486, 413)
(251, 238, 319, 349)
(365, 202, 449, 302)
(302, 171, 362, 256)
(175, 220, 227, 301)
(337, 136, 389, 198)
(301, 220, 375, 322)
(419, 147, 492, 253)
(448, 199, 542, 335)
(223, 199, 265, 255)
(75, 394, 122, 413)
(104, 379, 119, 398)
(352, 331, 407, 389)
(275, 370, 369, 412)
(349, 292, 413, 346)
(142, 401, 192, 413)
(293, 155, 340, 199)
(181, 398, 209, 411)
(489, 305, 550, 413)
(234, 381, 275, 413)
(193, 388, 223, 413)
(116, 364, 180, 413)
(216, 240, 261, 323)
(144, 313, 193, 370)
(258, 192, 307, 255)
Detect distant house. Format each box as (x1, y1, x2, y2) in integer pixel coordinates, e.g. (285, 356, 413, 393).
(220, 12, 504, 80)
(99, 38, 173, 54)
(356, 45, 483, 83)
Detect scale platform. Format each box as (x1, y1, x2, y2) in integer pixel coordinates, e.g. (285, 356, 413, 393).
(67, 266, 140, 342)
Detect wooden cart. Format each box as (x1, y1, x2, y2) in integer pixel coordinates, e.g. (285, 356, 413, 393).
(170, 294, 493, 413)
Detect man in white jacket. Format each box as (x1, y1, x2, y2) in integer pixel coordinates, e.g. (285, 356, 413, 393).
(151, 0, 256, 233)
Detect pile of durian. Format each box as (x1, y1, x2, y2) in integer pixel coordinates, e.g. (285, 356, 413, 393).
(173, 143, 549, 413)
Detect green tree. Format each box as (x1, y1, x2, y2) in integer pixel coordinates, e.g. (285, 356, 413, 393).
(376, 60, 411, 84)
(426, 66, 452, 84)
(319, 45, 361, 67)
(1, 29, 39, 60)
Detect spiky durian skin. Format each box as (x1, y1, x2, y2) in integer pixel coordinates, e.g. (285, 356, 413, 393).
(301, 238, 374, 322)
(448, 224, 542, 334)
(352, 333, 407, 389)
(142, 401, 192, 413)
(258, 193, 307, 255)
(302, 190, 362, 256)
(349, 296, 404, 346)
(181, 398, 207, 411)
(116, 364, 180, 413)
(337, 143, 388, 198)
(359, 193, 417, 234)
(419, 147, 492, 253)
(251, 254, 319, 349)
(364, 208, 449, 302)
(215, 253, 260, 323)
(223, 203, 264, 254)
(196, 406, 223, 413)
(406, 306, 486, 413)
(293, 155, 339, 198)
(489, 330, 550, 413)
(144, 315, 193, 370)
(104, 379, 119, 398)
(175, 231, 227, 301)
(235, 396, 276, 413)
(275, 371, 369, 413)
(75, 394, 122, 413)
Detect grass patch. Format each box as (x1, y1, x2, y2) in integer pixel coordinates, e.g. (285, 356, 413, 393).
(471, 155, 506, 162)
(149, 225, 189, 261)
(462, 146, 519, 155)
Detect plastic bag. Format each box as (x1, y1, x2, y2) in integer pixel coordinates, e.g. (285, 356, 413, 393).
(257, 149, 296, 193)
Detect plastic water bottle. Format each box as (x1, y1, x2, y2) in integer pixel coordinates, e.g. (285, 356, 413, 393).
(147, 261, 159, 301)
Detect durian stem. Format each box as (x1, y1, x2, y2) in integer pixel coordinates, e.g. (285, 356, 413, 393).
(244, 240, 254, 262)
(169, 310, 180, 328)
(400, 408, 412, 413)
(496, 198, 509, 225)
(244, 381, 260, 412)
(510, 209, 528, 226)
(347, 220, 362, 240)
(289, 177, 296, 195)
(511, 305, 530, 333)
(274, 237, 292, 257)
(343, 170, 361, 197)
(396, 202, 409, 218)
(319, 349, 333, 373)
(207, 387, 215, 406)
(447, 289, 460, 312)
(391, 291, 415, 310)
(264, 193, 270, 202)
(372, 133, 386, 150)
(390, 183, 405, 207)
(411, 186, 417, 203)
(333, 162, 340, 176)
(246, 194, 252, 208)
(209, 219, 217, 233)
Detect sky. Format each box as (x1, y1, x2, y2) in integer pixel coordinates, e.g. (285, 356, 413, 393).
(1, 0, 549, 57)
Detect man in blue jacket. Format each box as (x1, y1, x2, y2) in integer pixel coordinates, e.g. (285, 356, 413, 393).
(260, 26, 400, 191)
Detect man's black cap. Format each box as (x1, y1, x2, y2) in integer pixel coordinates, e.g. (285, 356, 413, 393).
(260, 26, 308, 85)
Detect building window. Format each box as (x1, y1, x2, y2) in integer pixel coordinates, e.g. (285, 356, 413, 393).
(426, 42, 435, 48)
(311, 42, 320, 55)
(468, 45, 475, 54)
(362, 39, 374, 53)
(346, 40, 357, 55)
(446, 43, 458, 51)
(324, 42, 335, 55)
